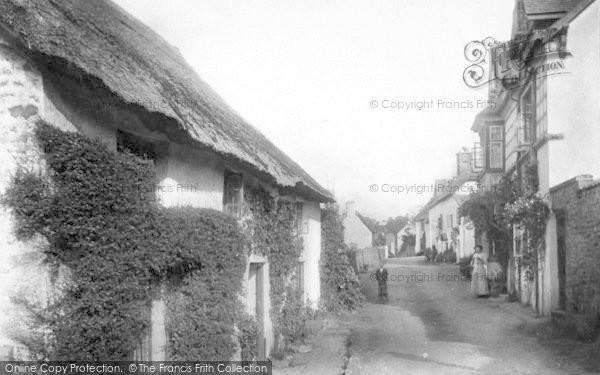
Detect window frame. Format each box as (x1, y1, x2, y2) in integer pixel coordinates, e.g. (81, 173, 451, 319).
(484, 122, 505, 171)
(223, 171, 244, 219)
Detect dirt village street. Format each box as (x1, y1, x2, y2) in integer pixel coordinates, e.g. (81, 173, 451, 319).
(276, 257, 600, 375)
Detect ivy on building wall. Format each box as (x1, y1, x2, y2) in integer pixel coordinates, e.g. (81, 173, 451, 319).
(504, 194, 550, 253)
(460, 161, 550, 279)
(2, 121, 247, 360)
(237, 311, 258, 362)
(242, 186, 310, 357)
(160, 208, 247, 360)
(459, 174, 515, 269)
(320, 204, 364, 312)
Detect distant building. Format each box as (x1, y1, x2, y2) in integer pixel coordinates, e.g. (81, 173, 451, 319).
(341, 202, 373, 249)
(414, 149, 479, 261)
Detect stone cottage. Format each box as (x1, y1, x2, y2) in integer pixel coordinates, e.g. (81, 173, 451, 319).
(0, 0, 333, 360)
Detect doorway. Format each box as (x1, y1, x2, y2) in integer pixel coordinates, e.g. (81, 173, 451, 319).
(249, 263, 266, 360)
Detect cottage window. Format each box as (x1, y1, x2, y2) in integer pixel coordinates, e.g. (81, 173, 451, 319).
(117, 130, 163, 162)
(223, 172, 243, 218)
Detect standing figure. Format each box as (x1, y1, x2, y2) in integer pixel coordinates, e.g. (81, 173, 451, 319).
(470, 245, 489, 297)
(375, 263, 388, 302)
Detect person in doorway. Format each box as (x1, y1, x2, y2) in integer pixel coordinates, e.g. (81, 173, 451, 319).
(375, 263, 388, 302)
(470, 245, 489, 297)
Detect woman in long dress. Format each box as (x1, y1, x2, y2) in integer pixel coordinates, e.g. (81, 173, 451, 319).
(471, 245, 489, 297)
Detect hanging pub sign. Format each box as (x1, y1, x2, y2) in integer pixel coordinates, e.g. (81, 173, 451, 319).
(463, 27, 570, 91)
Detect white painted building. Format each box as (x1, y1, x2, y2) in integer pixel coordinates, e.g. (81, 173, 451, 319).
(538, 0, 600, 316)
(414, 150, 479, 260)
(341, 201, 374, 250)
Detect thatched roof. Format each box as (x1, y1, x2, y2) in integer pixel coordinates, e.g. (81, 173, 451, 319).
(0, 0, 333, 202)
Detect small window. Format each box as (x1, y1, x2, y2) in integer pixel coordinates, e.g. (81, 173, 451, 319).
(520, 86, 536, 144)
(296, 203, 309, 234)
(117, 130, 161, 161)
(223, 172, 243, 218)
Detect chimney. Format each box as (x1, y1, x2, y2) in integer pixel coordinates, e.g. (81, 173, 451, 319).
(346, 201, 356, 216)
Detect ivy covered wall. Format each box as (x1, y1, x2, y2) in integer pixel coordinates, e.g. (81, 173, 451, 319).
(2, 122, 248, 360)
(242, 186, 314, 357)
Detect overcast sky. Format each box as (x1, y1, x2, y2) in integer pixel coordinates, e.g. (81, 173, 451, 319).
(113, 0, 514, 221)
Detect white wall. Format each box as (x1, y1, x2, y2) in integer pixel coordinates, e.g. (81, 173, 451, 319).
(546, 1, 600, 190)
(158, 143, 224, 209)
(427, 196, 459, 252)
(301, 201, 322, 307)
(342, 203, 372, 249)
(0, 34, 117, 356)
(414, 220, 423, 253)
(536, 1, 600, 316)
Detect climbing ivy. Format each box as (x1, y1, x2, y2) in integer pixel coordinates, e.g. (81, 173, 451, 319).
(320, 204, 364, 312)
(2, 121, 247, 360)
(460, 161, 550, 278)
(242, 185, 308, 357)
(160, 208, 247, 360)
